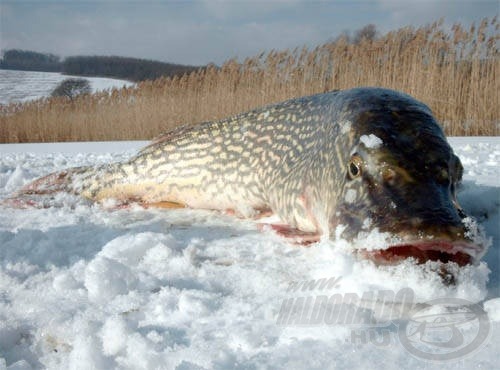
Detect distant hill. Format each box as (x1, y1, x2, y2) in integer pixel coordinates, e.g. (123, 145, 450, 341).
(62, 55, 202, 82)
(0, 49, 61, 72)
(0, 49, 205, 81)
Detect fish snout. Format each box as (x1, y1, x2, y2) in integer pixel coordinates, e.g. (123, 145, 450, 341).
(362, 196, 485, 266)
(404, 215, 468, 239)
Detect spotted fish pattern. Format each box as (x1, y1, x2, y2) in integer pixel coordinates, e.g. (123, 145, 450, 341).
(51, 90, 358, 235)
(13, 87, 487, 266)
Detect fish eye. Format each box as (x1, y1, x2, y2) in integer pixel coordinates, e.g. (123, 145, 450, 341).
(348, 155, 363, 179)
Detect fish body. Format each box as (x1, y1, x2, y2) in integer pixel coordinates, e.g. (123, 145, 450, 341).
(12, 87, 488, 265)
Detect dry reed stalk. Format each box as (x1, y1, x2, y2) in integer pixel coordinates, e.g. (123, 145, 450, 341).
(0, 18, 498, 143)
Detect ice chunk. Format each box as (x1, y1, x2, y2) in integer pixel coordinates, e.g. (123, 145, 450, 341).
(360, 134, 383, 149)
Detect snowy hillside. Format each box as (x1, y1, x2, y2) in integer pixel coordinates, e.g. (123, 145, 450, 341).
(0, 70, 134, 105)
(0, 137, 498, 369)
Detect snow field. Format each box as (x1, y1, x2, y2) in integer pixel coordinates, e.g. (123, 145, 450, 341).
(0, 137, 498, 369)
(0, 70, 134, 105)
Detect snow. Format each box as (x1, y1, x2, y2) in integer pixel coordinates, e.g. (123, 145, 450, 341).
(0, 137, 499, 369)
(0, 70, 134, 105)
(359, 134, 383, 149)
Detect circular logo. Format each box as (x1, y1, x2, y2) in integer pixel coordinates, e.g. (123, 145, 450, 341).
(399, 297, 490, 362)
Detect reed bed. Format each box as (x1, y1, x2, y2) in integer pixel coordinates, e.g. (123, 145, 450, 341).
(1, 18, 498, 143)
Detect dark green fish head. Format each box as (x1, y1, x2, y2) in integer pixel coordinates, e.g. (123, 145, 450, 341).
(333, 88, 486, 266)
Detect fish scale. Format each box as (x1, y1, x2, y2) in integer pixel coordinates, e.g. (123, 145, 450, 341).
(63, 91, 335, 231)
(11, 87, 487, 267)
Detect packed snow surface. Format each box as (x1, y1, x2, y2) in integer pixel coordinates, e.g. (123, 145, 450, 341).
(0, 70, 133, 105)
(0, 137, 498, 369)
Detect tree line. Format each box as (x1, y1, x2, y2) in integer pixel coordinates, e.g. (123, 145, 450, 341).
(0, 49, 203, 81)
(0, 25, 380, 81)
(62, 55, 201, 81)
(0, 49, 61, 72)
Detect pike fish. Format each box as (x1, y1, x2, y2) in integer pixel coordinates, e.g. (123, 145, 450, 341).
(8, 87, 488, 266)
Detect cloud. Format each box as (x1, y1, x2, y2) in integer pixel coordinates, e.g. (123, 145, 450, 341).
(0, 1, 334, 65)
(198, 0, 304, 21)
(1, 1, 497, 65)
(376, 0, 498, 30)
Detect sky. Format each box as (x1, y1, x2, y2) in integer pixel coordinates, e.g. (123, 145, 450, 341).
(0, 1, 498, 66)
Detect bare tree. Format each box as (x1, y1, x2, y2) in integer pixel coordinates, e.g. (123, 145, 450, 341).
(353, 24, 378, 44)
(51, 78, 92, 100)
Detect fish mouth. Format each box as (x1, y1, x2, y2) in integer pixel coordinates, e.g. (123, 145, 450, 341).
(359, 240, 482, 267)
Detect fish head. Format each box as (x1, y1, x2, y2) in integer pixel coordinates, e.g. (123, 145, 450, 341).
(333, 89, 487, 266)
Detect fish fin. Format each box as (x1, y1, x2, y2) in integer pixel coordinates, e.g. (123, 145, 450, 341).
(3, 167, 92, 208)
(258, 223, 320, 245)
(2, 197, 44, 209)
(252, 209, 274, 219)
(140, 124, 198, 152)
(18, 170, 74, 195)
(224, 207, 274, 219)
(142, 201, 187, 209)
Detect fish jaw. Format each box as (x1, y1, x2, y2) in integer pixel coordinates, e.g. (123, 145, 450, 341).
(358, 239, 484, 266)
